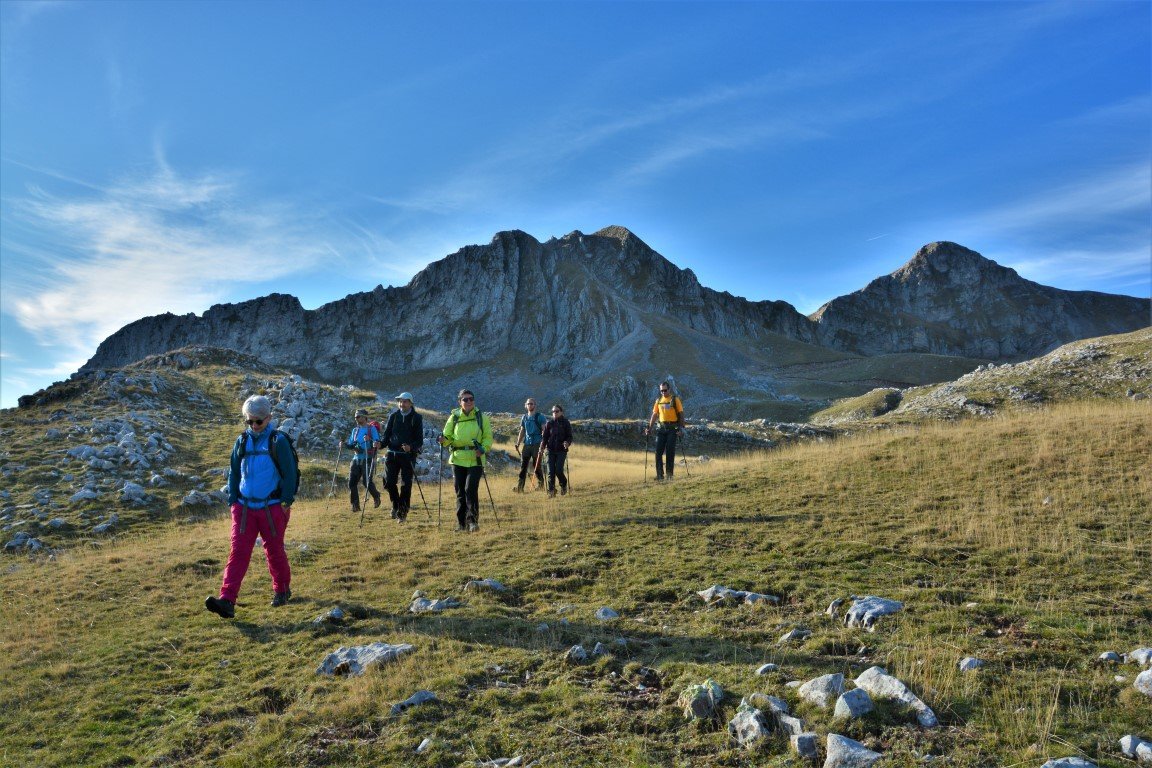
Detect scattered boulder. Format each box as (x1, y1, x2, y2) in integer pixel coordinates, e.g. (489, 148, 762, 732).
(1136, 669, 1152, 698)
(853, 666, 938, 728)
(834, 688, 874, 719)
(792, 732, 820, 763)
(316, 642, 415, 675)
(778, 628, 813, 645)
(824, 733, 881, 768)
(464, 578, 508, 593)
(755, 663, 780, 675)
(92, 514, 119, 534)
(799, 673, 845, 709)
(1039, 759, 1096, 768)
(409, 597, 462, 613)
(595, 607, 620, 620)
(1129, 648, 1152, 667)
(564, 645, 588, 665)
(120, 482, 147, 503)
(697, 584, 779, 607)
(958, 657, 985, 671)
(678, 679, 723, 720)
(1098, 651, 1122, 664)
(390, 689, 438, 716)
(183, 490, 226, 506)
(69, 488, 99, 503)
(844, 596, 903, 630)
(313, 606, 346, 625)
(728, 703, 771, 749)
(1120, 735, 1152, 762)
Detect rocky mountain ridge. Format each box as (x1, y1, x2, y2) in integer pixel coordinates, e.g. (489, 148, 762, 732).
(67, 227, 1152, 418)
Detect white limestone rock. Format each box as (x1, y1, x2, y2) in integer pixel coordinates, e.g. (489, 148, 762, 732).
(1119, 735, 1152, 762)
(409, 597, 462, 613)
(824, 733, 881, 768)
(1136, 669, 1152, 698)
(316, 642, 415, 675)
(799, 673, 845, 708)
(792, 732, 820, 763)
(390, 689, 438, 716)
(853, 666, 938, 728)
(728, 704, 771, 748)
(678, 679, 723, 720)
(834, 688, 874, 719)
(844, 596, 903, 630)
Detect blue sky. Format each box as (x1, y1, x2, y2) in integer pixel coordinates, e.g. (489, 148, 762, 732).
(1, 0, 1149, 408)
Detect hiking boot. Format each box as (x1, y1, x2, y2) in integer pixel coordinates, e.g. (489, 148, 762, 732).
(372, 494, 381, 509)
(560, 486, 568, 496)
(513, 485, 523, 494)
(456, 524, 467, 532)
(205, 596, 235, 619)
(390, 507, 399, 520)
(468, 522, 479, 532)
(547, 489, 557, 498)
(270, 589, 291, 607)
(351, 504, 361, 513)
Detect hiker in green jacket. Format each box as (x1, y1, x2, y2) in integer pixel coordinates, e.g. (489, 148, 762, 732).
(438, 388, 493, 532)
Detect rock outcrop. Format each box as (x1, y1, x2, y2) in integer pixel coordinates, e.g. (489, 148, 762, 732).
(810, 241, 1149, 358)
(75, 230, 1151, 417)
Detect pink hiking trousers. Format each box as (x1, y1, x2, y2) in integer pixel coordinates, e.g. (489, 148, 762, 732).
(219, 502, 291, 602)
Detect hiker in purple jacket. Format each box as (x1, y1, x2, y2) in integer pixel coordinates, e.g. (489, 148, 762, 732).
(537, 403, 573, 498)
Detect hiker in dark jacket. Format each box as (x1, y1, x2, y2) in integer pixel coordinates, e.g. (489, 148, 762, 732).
(537, 403, 573, 497)
(381, 391, 424, 522)
(513, 396, 546, 492)
(206, 394, 297, 619)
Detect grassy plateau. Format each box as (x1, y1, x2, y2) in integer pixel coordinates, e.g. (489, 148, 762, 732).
(1, 398, 1149, 767)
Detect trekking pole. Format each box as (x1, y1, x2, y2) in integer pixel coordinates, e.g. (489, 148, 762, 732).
(679, 429, 691, 477)
(436, 445, 443, 527)
(412, 461, 431, 520)
(358, 459, 367, 528)
(480, 466, 500, 526)
(325, 443, 344, 512)
(643, 426, 650, 483)
(565, 452, 572, 492)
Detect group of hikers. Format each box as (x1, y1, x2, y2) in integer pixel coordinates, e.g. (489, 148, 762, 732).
(205, 382, 685, 619)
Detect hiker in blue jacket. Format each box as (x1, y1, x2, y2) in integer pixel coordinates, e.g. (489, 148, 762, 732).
(205, 394, 297, 619)
(381, 392, 424, 522)
(513, 396, 547, 492)
(345, 408, 381, 513)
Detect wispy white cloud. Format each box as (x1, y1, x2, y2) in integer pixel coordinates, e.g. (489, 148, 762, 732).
(1004, 246, 1151, 293)
(933, 163, 1152, 294)
(975, 163, 1150, 234)
(2, 159, 347, 365)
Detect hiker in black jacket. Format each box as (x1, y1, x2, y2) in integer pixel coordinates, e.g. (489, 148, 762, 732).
(381, 392, 424, 522)
(537, 403, 573, 498)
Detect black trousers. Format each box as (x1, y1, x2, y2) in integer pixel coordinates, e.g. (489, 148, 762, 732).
(348, 458, 380, 508)
(453, 465, 483, 527)
(518, 444, 544, 488)
(546, 451, 568, 492)
(384, 452, 414, 515)
(655, 427, 678, 478)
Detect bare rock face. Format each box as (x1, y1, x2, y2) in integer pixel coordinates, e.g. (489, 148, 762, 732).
(80, 227, 816, 414)
(811, 241, 1149, 359)
(77, 231, 1150, 416)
